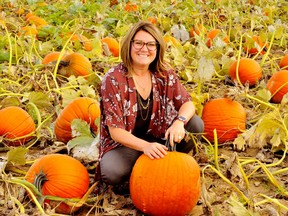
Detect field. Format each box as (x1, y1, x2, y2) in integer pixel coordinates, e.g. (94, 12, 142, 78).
(0, 0, 288, 215)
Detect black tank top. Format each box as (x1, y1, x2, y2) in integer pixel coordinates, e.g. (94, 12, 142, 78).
(132, 91, 153, 138)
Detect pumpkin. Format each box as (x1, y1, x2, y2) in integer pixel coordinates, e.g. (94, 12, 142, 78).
(18, 26, 38, 37)
(130, 152, 201, 216)
(202, 98, 246, 143)
(26, 15, 47, 27)
(279, 54, 288, 69)
(42, 52, 63, 65)
(101, 37, 120, 57)
(54, 97, 100, 143)
(25, 11, 34, 20)
(70, 34, 93, 51)
(25, 154, 90, 214)
(124, 2, 138, 12)
(229, 58, 262, 86)
(266, 70, 288, 103)
(58, 52, 92, 77)
(0, 106, 36, 146)
(206, 28, 229, 48)
(243, 35, 268, 55)
(147, 16, 157, 25)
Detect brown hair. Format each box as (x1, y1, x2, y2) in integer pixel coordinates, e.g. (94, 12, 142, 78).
(120, 21, 168, 76)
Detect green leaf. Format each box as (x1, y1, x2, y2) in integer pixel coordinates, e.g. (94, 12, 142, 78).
(29, 91, 52, 109)
(71, 119, 93, 138)
(7, 147, 28, 166)
(0, 52, 10, 62)
(67, 136, 95, 153)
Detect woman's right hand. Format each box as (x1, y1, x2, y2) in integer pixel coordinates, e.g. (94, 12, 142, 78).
(143, 142, 168, 159)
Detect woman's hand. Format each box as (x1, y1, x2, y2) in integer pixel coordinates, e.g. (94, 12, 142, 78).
(143, 142, 168, 159)
(165, 120, 186, 147)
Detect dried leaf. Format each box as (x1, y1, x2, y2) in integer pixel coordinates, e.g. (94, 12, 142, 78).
(227, 193, 258, 216)
(196, 57, 215, 82)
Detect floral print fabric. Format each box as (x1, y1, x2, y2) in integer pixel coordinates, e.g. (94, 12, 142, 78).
(99, 63, 192, 158)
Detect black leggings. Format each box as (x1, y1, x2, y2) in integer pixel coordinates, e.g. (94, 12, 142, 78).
(100, 115, 204, 185)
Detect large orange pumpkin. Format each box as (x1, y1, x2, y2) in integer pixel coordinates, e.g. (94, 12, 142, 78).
(267, 70, 288, 103)
(202, 98, 246, 143)
(130, 152, 201, 216)
(54, 97, 100, 143)
(58, 52, 92, 77)
(25, 154, 90, 214)
(229, 58, 262, 86)
(0, 106, 36, 146)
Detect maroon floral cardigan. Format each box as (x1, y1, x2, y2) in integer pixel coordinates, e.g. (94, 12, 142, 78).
(99, 63, 192, 158)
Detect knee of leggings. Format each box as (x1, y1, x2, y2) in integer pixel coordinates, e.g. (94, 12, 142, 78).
(101, 167, 127, 185)
(186, 115, 204, 134)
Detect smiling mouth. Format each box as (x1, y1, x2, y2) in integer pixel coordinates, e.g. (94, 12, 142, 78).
(138, 54, 149, 57)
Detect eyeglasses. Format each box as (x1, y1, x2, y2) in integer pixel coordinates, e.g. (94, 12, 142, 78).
(131, 40, 158, 51)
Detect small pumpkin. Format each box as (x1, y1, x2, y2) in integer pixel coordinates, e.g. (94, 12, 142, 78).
(130, 152, 201, 216)
(26, 15, 47, 27)
(229, 58, 262, 86)
(206, 28, 229, 48)
(70, 34, 93, 51)
(54, 97, 100, 143)
(279, 54, 288, 69)
(124, 2, 138, 12)
(202, 98, 246, 143)
(243, 35, 268, 55)
(25, 154, 90, 214)
(101, 37, 120, 57)
(42, 52, 63, 65)
(267, 70, 288, 103)
(18, 26, 38, 37)
(58, 52, 92, 77)
(147, 16, 157, 25)
(0, 106, 36, 146)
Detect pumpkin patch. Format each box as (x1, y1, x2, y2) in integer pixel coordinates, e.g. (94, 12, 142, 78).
(1, 0, 288, 215)
(130, 152, 201, 216)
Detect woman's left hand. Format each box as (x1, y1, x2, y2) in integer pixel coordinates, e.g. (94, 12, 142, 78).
(165, 120, 186, 147)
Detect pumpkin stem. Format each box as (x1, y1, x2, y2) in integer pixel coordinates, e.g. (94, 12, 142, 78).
(90, 127, 97, 138)
(165, 136, 176, 151)
(59, 60, 70, 67)
(34, 171, 47, 194)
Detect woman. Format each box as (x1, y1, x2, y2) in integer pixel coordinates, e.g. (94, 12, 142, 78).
(96, 21, 204, 194)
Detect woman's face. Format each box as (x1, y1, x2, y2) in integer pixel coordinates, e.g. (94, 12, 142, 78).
(130, 30, 157, 69)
